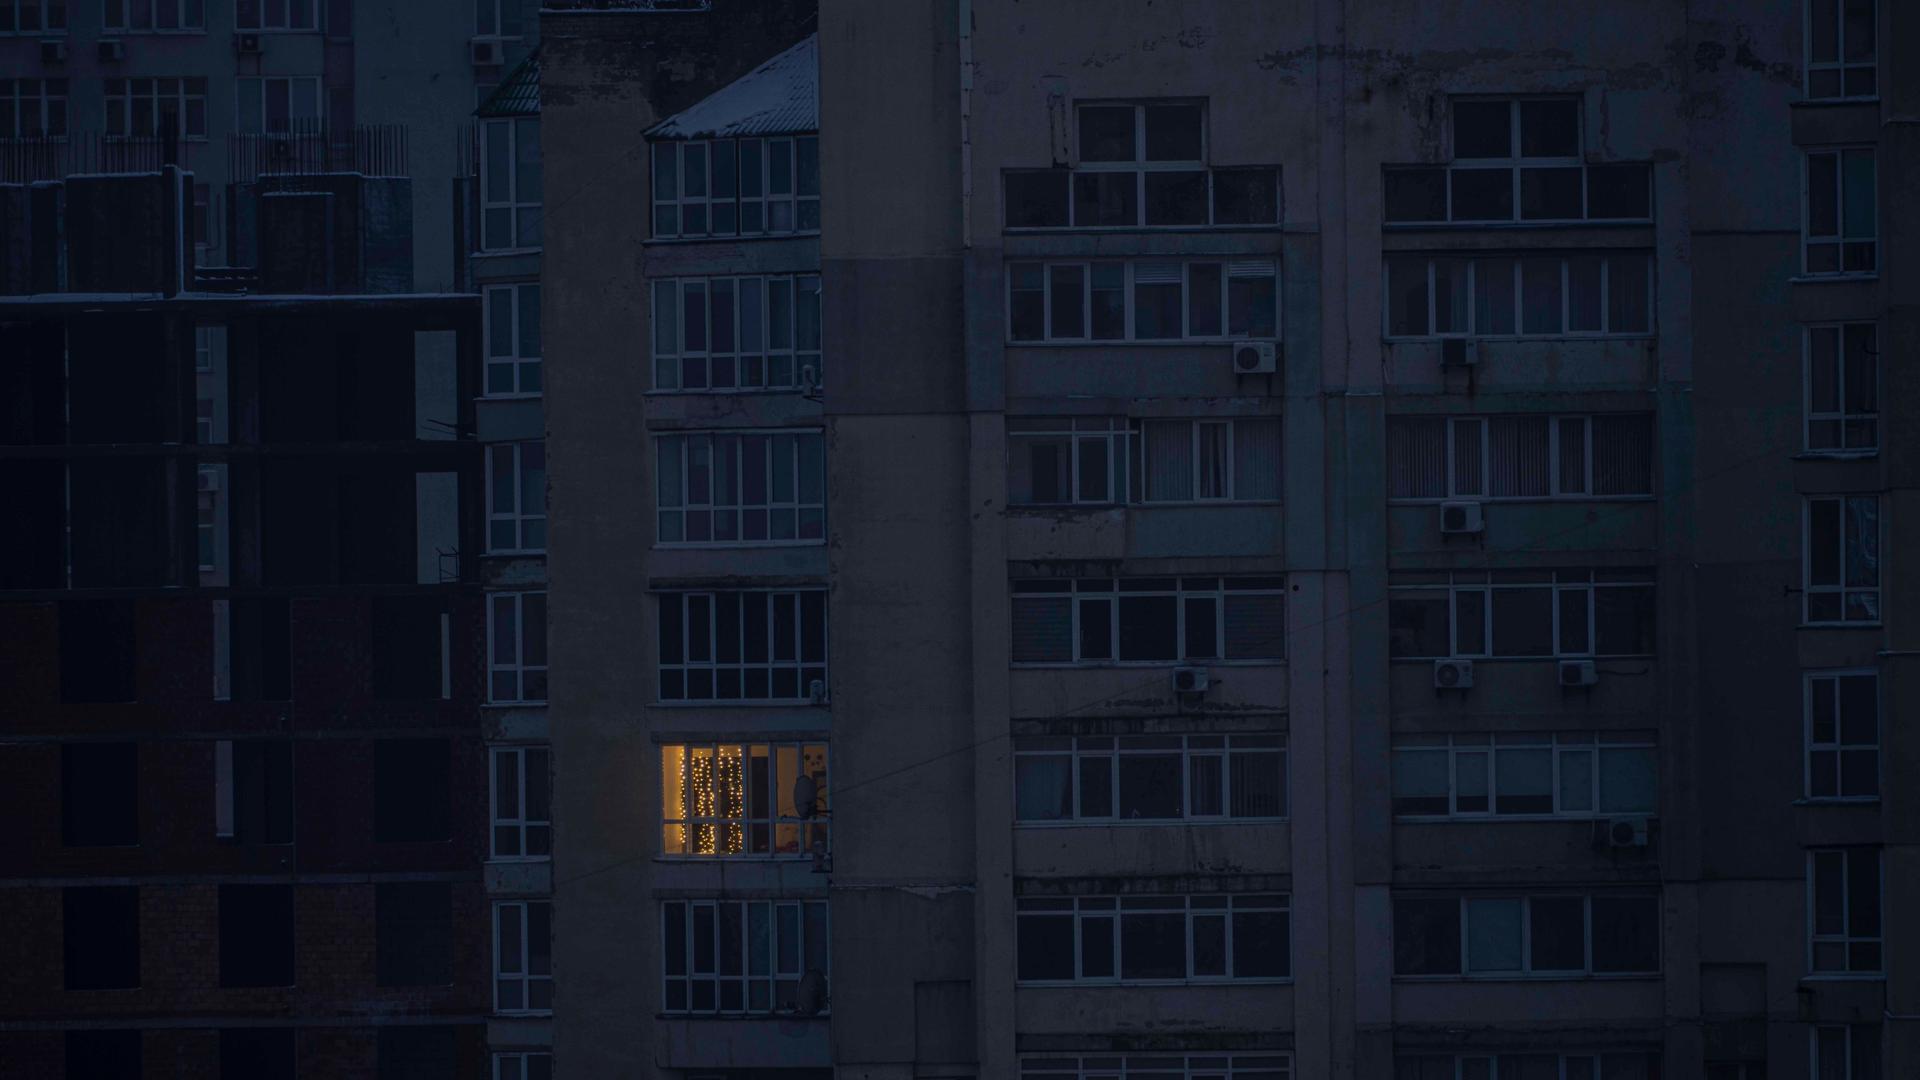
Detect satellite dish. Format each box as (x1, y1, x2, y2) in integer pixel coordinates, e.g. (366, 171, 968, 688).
(795, 969, 828, 1016)
(792, 773, 818, 819)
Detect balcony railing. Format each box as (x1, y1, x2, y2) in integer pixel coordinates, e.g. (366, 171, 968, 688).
(0, 134, 202, 184)
(228, 122, 409, 182)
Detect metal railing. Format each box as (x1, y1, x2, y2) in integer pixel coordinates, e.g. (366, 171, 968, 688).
(0, 134, 201, 184)
(228, 122, 409, 182)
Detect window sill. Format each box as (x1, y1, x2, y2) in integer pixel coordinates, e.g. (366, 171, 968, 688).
(1792, 450, 1878, 461)
(483, 701, 550, 709)
(1382, 334, 1654, 344)
(1792, 797, 1880, 806)
(483, 548, 548, 558)
(655, 541, 827, 551)
(1394, 973, 1660, 983)
(1394, 814, 1657, 824)
(477, 392, 544, 402)
(1382, 219, 1653, 231)
(647, 389, 824, 398)
(653, 699, 829, 709)
(1387, 496, 1655, 506)
(1009, 501, 1284, 511)
(1016, 978, 1293, 988)
(103, 28, 209, 35)
(1790, 273, 1879, 284)
(643, 231, 821, 246)
(494, 1011, 555, 1019)
(1798, 622, 1883, 630)
(1793, 97, 1881, 107)
(1003, 225, 1283, 236)
(1012, 660, 1284, 670)
(1016, 817, 1289, 828)
(656, 853, 821, 862)
(1007, 337, 1280, 348)
(1389, 655, 1655, 663)
(487, 855, 552, 865)
(474, 247, 545, 258)
(1800, 972, 1885, 982)
(659, 1011, 831, 1021)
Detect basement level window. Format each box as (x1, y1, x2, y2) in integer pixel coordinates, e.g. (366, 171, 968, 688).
(1384, 97, 1651, 225)
(1393, 891, 1660, 977)
(1017, 893, 1289, 984)
(1807, 0, 1876, 99)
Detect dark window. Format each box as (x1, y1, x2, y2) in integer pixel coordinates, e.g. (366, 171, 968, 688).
(1587, 164, 1652, 220)
(377, 882, 452, 986)
(1117, 908, 1186, 979)
(219, 884, 295, 988)
(59, 598, 136, 703)
(1116, 751, 1181, 819)
(64, 887, 139, 990)
(66, 1030, 141, 1080)
(1078, 105, 1136, 162)
(372, 596, 445, 700)
(1004, 171, 1069, 228)
(1232, 907, 1290, 978)
(1453, 101, 1511, 158)
(220, 1028, 294, 1080)
(1529, 897, 1586, 970)
(1144, 171, 1207, 225)
(1214, 168, 1279, 225)
(375, 738, 451, 842)
(63, 743, 138, 847)
(1393, 897, 1461, 975)
(231, 740, 295, 845)
(1519, 166, 1583, 219)
(1072, 171, 1137, 228)
(1450, 168, 1512, 221)
(377, 1026, 457, 1080)
(231, 597, 292, 702)
(1384, 168, 1447, 223)
(1015, 905, 1074, 980)
(1388, 592, 1449, 658)
(1590, 895, 1660, 973)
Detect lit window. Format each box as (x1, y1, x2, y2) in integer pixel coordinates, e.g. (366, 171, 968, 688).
(493, 900, 552, 1015)
(489, 745, 551, 860)
(1014, 734, 1285, 823)
(486, 441, 546, 554)
(1016, 893, 1289, 983)
(1007, 258, 1278, 341)
(488, 591, 547, 704)
(1804, 148, 1876, 276)
(661, 898, 828, 1014)
(655, 430, 825, 546)
(1804, 495, 1879, 623)
(481, 118, 541, 251)
(1387, 569, 1655, 659)
(1386, 414, 1654, 500)
(484, 283, 541, 396)
(650, 274, 820, 392)
(1391, 732, 1656, 819)
(1809, 848, 1881, 974)
(1010, 577, 1286, 665)
(656, 590, 826, 703)
(1806, 671, 1878, 800)
(1806, 0, 1876, 99)
(1384, 97, 1651, 224)
(1805, 323, 1877, 452)
(651, 135, 819, 239)
(1393, 892, 1660, 977)
(659, 741, 827, 857)
(1384, 253, 1652, 338)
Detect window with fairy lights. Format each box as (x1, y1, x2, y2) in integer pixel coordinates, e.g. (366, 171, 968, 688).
(660, 742, 828, 858)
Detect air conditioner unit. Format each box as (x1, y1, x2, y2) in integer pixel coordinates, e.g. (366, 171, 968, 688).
(1439, 500, 1484, 535)
(197, 469, 220, 493)
(1559, 659, 1599, 687)
(1232, 341, 1278, 375)
(234, 32, 264, 54)
(1433, 659, 1474, 690)
(471, 37, 506, 66)
(1441, 338, 1479, 367)
(97, 39, 126, 62)
(1171, 666, 1211, 695)
(40, 40, 68, 64)
(1606, 817, 1650, 848)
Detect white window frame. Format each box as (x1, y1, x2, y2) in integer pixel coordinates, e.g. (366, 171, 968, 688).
(1803, 494, 1881, 625)
(483, 282, 541, 397)
(1386, 414, 1655, 502)
(656, 589, 828, 705)
(1807, 848, 1882, 976)
(1007, 417, 1131, 506)
(1804, 669, 1879, 802)
(489, 744, 551, 861)
(475, 0, 524, 37)
(1390, 732, 1657, 820)
(1803, 322, 1878, 454)
(660, 898, 829, 1015)
(0, 78, 68, 138)
(1010, 576, 1288, 666)
(1021, 1054, 1293, 1080)
(1382, 252, 1654, 339)
(480, 117, 541, 253)
(1395, 893, 1662, 979)
(105, 76, 208, 140)
(1013, 733, 1287, 825)
(1810, 1024, 1882, 1080)
(649, 274, 821, 393)
(490, 1051, 551, 1080)
(234, 75, 322, 134)
(1006, 258, 1280, 343)
(486, 441, 546, 554)
(1802, 147, 1877, 277)
(235, 0, 318, 31)
(104, 0, 205, 32)
(492, 899, 552, 1016)
(1132, 417, 1284, 504)
(487, 591, 547, 705)
(1387, 569, 1656, 659)
(196, 466, 219, 571)
(1805, 0, 1877, 100)
(654, 430, 826, 548)
(0, 0, 66, 33)
(1014, 893, 1291, 985)
(659, 741, 829, 858)
(650, 135, 821, 241)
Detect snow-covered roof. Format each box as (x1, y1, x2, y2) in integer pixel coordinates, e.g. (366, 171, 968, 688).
(645, 34, 817, 140)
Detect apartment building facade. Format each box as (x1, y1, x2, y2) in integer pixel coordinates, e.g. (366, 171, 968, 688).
(540, 1, 1915, 1077)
